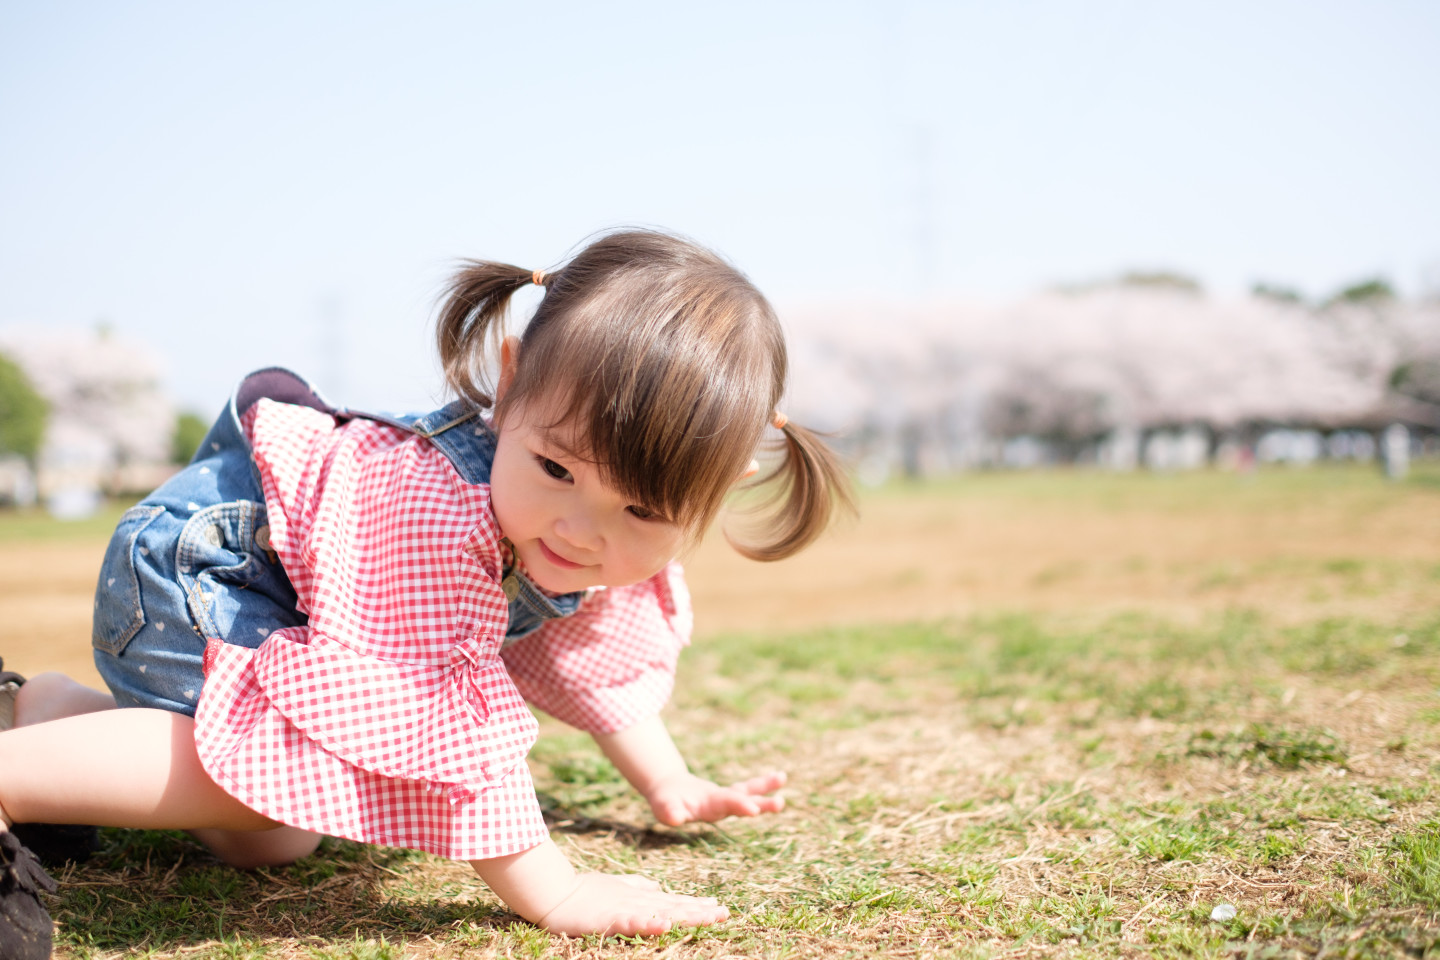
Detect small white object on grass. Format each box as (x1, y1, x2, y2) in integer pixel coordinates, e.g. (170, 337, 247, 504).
(1210, 903, 1237, 922)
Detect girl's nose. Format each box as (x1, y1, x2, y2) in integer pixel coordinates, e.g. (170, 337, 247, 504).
(555, 511, 603, 551)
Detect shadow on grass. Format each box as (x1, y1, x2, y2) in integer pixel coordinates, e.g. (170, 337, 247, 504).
(539, 801, 711, 851)
(53, 813, 712, 955)
(53, 828, 521, 955)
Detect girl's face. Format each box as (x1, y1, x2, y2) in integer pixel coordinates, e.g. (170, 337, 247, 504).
(488, 403, 687, 594)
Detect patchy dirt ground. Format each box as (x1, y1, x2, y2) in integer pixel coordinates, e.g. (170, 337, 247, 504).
(41, 610, 1440, 958)
(4, 468, 1439, 689)
(4, 467, 1439, 957)
(686, 470, 1440, 636)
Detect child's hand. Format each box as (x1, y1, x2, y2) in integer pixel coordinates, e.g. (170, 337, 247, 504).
(591, 718, 786, 826)
(645, 770, 786, 827)
(537, 873, 729, 937)
(472, 839, 727, 937)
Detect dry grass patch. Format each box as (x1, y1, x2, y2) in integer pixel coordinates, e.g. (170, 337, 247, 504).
(8, 466, 1436, 957)
(44, 612, 1440, 959)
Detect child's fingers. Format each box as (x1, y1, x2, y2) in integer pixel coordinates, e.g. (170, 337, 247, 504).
(716, 789, 787, 820)
(659, 894, 727, 924)
(545, 874, 727, 936)
(612, 892, 728, 935)
(723, 795, 761, 818)
(725, 792, 783, 817)
(653, 798, 689, 827)
(681, 792, 754, 823)
(750, 794, 785, 815)
(730, 770, 787, 795)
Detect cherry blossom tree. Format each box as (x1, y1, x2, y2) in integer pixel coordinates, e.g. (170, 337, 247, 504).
(781, 284, 1439, 476)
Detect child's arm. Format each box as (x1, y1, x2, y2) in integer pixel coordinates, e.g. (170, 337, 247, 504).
(471, 837, 727, 936)
(592, 715, 786, 827)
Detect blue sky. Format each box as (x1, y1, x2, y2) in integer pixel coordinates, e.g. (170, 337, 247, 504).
(2, 1, 1437, 412)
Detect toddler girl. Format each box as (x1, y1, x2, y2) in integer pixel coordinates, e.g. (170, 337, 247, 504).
(0, 230, 850, 946)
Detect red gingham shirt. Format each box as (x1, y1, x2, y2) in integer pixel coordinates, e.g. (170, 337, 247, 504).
(193, 400, 692, 861)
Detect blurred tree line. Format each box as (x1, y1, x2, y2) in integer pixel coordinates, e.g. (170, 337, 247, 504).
(0, 350, 48, 463)
(783, 271, 1440, 477)
(171, 412, 209, 465)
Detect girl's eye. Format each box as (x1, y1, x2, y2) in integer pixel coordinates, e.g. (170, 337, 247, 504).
(627, 505, 661, 521)
(538, 457, 571, 481)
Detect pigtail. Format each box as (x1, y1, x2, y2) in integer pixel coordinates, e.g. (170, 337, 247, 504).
(436, 260, 542, 408)
(730, 419, 856, 562)
(442, 229, 854, 560)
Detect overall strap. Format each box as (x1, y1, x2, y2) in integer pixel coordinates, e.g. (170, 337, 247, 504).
(377, 405, 583, 641)
(233, 368, 492, 485)
(343, 401, 496, 486)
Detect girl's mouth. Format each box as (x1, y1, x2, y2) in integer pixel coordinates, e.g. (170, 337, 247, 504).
(538, 539, 586, 570)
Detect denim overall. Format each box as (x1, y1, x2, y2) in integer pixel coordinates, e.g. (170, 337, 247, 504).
(91, 368, 582, 716)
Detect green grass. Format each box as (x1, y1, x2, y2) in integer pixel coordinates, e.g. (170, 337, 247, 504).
(43, 606, 1440, 958)
(0, 498, 140, 542)
(691, 611, 1440, 728)
(862, 459, 1440, 509)
(26, 463, 1440, 958)
(1386, 819, 1440, 907)
(1186, 723, 1349, 769)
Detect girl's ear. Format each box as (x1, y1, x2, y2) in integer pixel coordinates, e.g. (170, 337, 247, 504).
(496, 335, 522, 404)
(737, 459, 760, 483)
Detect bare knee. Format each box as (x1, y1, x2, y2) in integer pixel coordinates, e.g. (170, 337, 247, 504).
(14, 672, 115, 726)
(190, 826, 323, 870)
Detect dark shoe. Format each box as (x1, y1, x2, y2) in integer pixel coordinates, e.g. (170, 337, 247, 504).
(0, 657, 23, 732)
(0, 660, 101, 867)
(0, 831, 56, 960)
(8, 825, 99, 868)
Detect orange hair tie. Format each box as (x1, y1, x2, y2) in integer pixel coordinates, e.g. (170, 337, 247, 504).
(771, 411, 788, 430)
(531, 269, 547, 287)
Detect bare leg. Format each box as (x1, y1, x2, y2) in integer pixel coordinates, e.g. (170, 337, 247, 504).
(0, 708, 331, 870)
(13, 672, 115, 726)
(6, 672, 117, 863)
(0, 709, 272, 830)
(6, 680, 322, 867)
(190, 825, 322, 869)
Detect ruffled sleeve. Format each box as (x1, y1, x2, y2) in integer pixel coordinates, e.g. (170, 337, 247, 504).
(500, 562, 693, 734)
